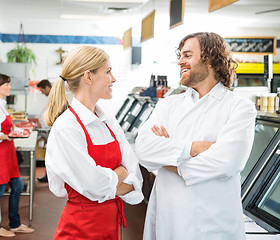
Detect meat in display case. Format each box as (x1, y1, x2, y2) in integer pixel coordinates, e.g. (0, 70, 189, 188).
(241, 113, 280, 233)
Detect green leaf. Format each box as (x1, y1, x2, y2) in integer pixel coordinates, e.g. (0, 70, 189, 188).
(6, 43, 37, 68)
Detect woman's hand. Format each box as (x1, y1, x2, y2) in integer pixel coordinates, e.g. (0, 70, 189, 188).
(114, 165, 128, 187)
(114, 166, 134, 196)
(0, 133, 11, 141)
(163, 166, 178, 173)
(116, 182, 134, 196)
(151, 125, 169, 138)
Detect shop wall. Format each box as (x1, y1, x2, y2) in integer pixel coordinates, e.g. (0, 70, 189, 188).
(0, 16, 279, 117)
(137, 11, 280, 91)
(0, 19, 135, 116)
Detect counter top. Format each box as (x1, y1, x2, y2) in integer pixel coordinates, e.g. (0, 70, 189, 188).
(257, 111, 280, 123)
(14, 131, 38, 151)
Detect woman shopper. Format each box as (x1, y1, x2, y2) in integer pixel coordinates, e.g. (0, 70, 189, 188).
(45, 46, 143, 239)
(0, 74, 34, 237)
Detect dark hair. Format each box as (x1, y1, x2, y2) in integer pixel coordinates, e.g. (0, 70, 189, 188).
(0, 74, 11, 86)
(37, 79, 52, 89)
(177, 32, 238, 88)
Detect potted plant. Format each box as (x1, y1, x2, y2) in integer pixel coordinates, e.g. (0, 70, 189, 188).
(7, 43, 36, 69)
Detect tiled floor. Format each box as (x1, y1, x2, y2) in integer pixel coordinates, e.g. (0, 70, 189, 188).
(0, 167, 147, 239)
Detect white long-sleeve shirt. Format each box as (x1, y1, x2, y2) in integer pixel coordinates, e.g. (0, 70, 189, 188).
(135, 82, 257, 240)
(0, 98, 9, 142)
(45, 97, 143, 204)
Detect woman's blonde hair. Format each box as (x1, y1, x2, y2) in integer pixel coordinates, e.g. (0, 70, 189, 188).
(45, 46, 109, 126)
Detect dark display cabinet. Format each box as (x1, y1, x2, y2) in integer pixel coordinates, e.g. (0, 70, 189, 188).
(116, 95, 156, 142)
(242, 113, 280, 233)
(236, 73, 280, 93)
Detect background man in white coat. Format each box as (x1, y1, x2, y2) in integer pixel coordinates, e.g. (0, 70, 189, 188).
(36, 79, 52, 183)
(135, 32, 257, 240)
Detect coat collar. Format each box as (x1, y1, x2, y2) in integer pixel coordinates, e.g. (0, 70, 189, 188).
(207, 82, 227, 101)
(185, 82, 227, 103)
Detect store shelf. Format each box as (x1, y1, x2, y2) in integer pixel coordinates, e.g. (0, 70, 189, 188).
(236, 63, 280, 74)
(257, 111, 280, 123)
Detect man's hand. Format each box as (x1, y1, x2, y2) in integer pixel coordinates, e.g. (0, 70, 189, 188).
(190, 141, 214, 157)
(151, 126, 178, 173)
(151, 125, 169, 138)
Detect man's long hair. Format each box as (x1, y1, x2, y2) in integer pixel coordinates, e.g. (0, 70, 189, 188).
(177, 32, 238, 88)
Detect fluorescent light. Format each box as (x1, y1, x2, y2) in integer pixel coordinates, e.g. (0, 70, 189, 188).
(65, 0, 143, 3)
(60, 14, 107, 20)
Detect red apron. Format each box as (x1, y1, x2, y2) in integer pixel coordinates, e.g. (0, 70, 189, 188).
(0, 107, 20, 185)
(53, 106, 127, 240)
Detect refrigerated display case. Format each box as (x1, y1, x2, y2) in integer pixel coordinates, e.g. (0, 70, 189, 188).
(241, 118, 279, 184)
(236, 74, 280, 93)
(241, 113, 280, 233)
(115, 94, 156, 142)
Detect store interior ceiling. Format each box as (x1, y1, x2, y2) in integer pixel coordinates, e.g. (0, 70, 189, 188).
(0, 0, 280, 30)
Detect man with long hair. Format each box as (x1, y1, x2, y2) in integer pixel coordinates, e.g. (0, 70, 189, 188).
(136, 32, 257, 239)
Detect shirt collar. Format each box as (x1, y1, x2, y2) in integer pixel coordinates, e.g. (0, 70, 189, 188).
(184, 88, 200, 103)
(70, 97, 107, 126)
(0, 98, 6, 107)
(184, 82, 226, 103)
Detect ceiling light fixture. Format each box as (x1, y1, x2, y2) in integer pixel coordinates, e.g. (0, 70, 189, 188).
(60, 14, 107, 20)
(65, 0, 143, 3)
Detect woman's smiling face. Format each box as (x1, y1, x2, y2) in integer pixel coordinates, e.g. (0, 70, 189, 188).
(90, 61, 116, 100)
(0, 82, 11, 99)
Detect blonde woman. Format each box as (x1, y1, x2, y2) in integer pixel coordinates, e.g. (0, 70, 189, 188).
(45, 46, 143, 239)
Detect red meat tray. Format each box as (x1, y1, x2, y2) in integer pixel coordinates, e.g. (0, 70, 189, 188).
(8, 127, 32, 139)
(28, 118, 41, 128)
(15, 121, 34, 130)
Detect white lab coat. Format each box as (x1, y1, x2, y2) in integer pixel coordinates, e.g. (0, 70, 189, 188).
(135, 83, 257, 240)
(46, 97, 144, 204)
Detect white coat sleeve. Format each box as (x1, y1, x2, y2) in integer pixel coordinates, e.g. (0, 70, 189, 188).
(135, 98, 191, 172)
(109, 117, 144, 205)
(45, 124, 118, 203)
(177, 99, 257, 186)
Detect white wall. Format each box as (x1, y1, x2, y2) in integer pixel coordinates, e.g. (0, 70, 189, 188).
(0, 19, 135, 116)
(0, 14, 279, 116)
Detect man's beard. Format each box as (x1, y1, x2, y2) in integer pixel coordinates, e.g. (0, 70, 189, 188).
(181, 61, 209, 87)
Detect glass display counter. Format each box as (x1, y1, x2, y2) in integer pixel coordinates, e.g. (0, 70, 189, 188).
(14, 131, 38, 226)
(242, 113, 280, 235)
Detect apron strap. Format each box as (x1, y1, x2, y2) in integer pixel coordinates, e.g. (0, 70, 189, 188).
(69, 105, 117, 144)
(116, 196, 127, 239)
(0, 106, 7, 115)
(68, 106, 94, 147)
(105, 123, 117, 141)
(95, 110, 117, 141)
